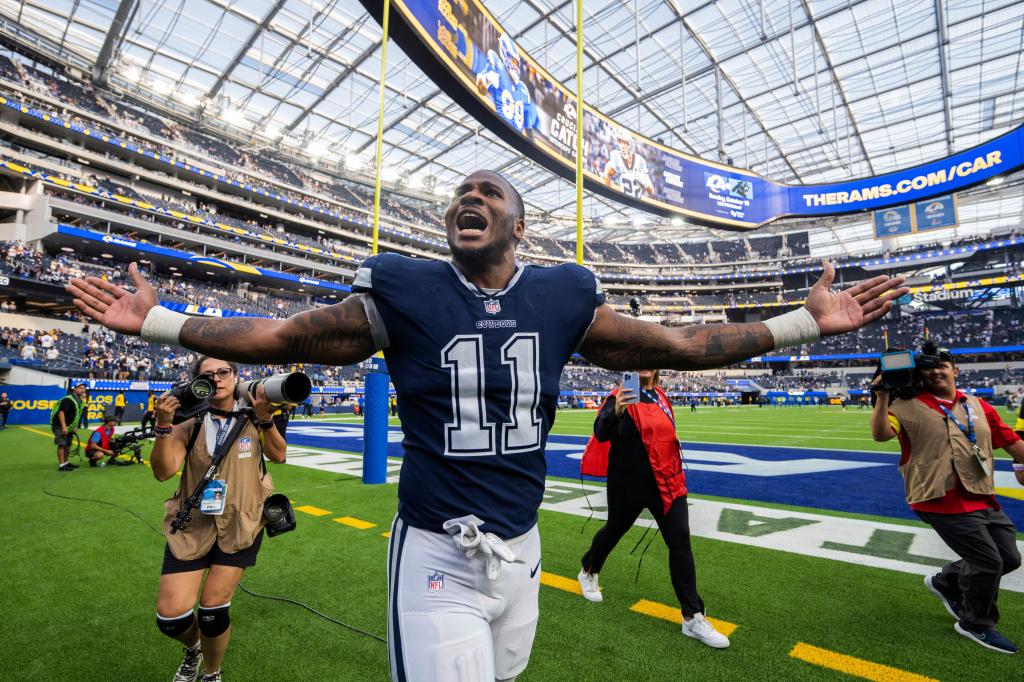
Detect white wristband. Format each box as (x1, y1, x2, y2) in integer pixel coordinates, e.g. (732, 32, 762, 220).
(763, 306, 820, 350)
(140, 305, 189, 345)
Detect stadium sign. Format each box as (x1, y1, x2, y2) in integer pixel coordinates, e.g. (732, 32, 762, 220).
(101, 234, 138, 248)
(369, 0, 1024, 229)
(912, 288, 972, 304)
(57, 224, 352, 294)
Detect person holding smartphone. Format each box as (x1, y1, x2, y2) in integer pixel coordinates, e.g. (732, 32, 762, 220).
(577, 370, 729, 648)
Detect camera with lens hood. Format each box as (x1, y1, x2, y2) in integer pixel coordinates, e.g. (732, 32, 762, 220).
(873, 341, 951, 401)
(168, 371, 312, 424)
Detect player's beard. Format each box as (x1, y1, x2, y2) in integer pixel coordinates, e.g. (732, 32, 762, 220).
(448, 219, 517, 272)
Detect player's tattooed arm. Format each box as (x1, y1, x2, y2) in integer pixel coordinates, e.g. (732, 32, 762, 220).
(180, 295, 377, 365)
(579, 305, 774, 371)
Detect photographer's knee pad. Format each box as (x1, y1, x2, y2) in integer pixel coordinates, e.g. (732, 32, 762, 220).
(197, 603, 231, 638)
(156, 609, 195, 638)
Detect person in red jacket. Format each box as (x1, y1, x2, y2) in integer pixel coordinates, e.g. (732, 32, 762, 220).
(577, 369, 729, 649)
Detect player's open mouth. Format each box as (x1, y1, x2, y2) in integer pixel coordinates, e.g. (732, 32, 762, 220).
(456, 209, 488, 233)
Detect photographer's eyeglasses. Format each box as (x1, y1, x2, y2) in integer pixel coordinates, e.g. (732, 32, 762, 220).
(200, 368, 235, 381)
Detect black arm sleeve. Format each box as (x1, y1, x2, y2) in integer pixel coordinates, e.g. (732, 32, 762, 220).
(593, 395, 627, 442)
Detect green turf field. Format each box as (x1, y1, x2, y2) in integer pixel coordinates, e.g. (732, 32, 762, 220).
(3, 406, 1023, 681)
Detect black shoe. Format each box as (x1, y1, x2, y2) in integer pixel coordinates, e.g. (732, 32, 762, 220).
(58, 464, 74, 472)
(924, 574, 961, 619)
(954, 622, 1018, 654)
(89, 458, 98, 468)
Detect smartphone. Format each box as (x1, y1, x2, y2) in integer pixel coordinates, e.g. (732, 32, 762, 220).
(621, 372, 640, 403)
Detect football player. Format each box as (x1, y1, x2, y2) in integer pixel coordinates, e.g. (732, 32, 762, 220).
(68, 170, 907, 682)
(474, 34, 539, 134)
(604, 127, 654, 199)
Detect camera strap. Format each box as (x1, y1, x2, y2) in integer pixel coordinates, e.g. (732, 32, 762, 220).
(938, 400, 976, 445)
(938, 399, 990, 476)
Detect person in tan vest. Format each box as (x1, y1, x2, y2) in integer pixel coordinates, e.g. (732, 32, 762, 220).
(150, 356, 286, 682)
(871, 343, 1024, 654)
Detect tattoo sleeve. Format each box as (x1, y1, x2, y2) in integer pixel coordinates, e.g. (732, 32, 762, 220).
(179, 296, 377, 365)
(579, 306, 774, 371)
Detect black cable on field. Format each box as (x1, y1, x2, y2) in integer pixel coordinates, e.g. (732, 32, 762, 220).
(42, 485, 387, 644)
(235, 583, 385, 643)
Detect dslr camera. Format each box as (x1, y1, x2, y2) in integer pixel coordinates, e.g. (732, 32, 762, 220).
(874, 341, 951, 401)
(167, 371, 312, 424)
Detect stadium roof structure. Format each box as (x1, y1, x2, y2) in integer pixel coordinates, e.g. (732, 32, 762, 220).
(7, 0, 1024, 256)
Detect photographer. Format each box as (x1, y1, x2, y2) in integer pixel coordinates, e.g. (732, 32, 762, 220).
(51, 382, 86, 472)
(151, 356, 285, 682)
(871, 344, 1024, 654)
(85, 415, 119, 467)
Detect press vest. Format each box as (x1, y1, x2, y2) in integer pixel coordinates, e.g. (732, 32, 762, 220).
(162, 416, 274, 560)
(580, 387, 687, 514)
(889, 394, 994, 505)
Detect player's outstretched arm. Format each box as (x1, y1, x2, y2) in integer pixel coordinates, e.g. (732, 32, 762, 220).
(67, 262, 377, 365)
(579, 262, 907, 371)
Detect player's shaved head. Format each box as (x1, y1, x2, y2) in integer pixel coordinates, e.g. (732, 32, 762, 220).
(445, 169, 526, 276)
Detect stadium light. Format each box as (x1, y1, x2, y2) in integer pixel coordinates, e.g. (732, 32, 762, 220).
(380, 166, 399, 182)
(406, 174, 424, 189)
(178, 91, 201, 108)
(305, 139, 329, 158)
(631, 216, 645, 227)
(671, 217, 684, 227)
(122, 66, 141, 82)
(220, 106, 247, 126)
(151, 79, 172, 96)
(262, 122, 283, 140)
(345, 153, 364, 169)
(987, 176, 1004, 186)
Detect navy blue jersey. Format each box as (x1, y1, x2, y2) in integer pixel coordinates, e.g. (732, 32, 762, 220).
(353, 254, 604, 538)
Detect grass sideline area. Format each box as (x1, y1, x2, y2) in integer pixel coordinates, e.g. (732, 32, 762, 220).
(2, 405, 1022, 681)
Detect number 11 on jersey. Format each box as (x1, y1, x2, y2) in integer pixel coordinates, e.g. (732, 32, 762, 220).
(442, 333, 541, 457)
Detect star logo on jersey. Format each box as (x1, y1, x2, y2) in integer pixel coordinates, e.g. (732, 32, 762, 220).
(427, 572, 444, 593)
(483, 298, 501, 315)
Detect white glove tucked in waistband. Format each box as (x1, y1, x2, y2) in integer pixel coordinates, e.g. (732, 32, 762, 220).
(443, 515, 523, 580)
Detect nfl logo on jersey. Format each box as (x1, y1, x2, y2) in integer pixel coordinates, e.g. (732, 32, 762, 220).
(483, 299, 501, 315)
(427, 572, 444, 593)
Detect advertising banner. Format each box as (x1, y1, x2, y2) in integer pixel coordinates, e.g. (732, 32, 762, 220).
(374, 0, 1024, 229)
(914, 195, 958, 232)
(873, 205, 914, 238)
(55, 224, 351, 294)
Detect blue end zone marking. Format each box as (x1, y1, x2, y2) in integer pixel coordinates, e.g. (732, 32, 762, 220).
(282, 423, 1024, 524)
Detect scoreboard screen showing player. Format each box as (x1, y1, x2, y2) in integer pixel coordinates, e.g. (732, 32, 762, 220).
(374, 0, 1024, 229)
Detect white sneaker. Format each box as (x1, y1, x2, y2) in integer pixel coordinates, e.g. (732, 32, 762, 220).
(172, 643, 203, 682)
(682, 612, 730, 648)
(577, 568, 603, 602)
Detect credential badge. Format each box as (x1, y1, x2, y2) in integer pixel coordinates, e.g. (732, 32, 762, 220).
(483, 298, 501, 315)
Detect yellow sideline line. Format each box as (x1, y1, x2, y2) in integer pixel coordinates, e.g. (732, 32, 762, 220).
(995, 487, 1024, 501)
(333, 516, 376, 529)
(20, 426, 54, 438)
(789, 642, 938, 682)
(294, 505, 332, 517)
(629, 599, 738, 637)
(539, 571, 582, 595)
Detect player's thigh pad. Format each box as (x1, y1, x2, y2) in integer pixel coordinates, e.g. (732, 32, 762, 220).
(491, 525, 541, 680)
(389, 517, 495, 682)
